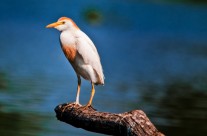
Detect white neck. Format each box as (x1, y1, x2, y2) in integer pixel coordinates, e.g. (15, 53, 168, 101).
(60, 30, 77, 46)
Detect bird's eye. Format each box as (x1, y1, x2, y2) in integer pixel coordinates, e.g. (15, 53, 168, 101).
(62, 21, 65, 24)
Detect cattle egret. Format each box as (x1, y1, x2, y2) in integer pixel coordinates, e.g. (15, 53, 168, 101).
(46, 17, 104, 108)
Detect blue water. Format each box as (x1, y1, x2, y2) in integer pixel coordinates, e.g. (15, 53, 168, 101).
(0, 0, 207, 135)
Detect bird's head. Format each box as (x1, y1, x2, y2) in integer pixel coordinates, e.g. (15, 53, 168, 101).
(46, 17, 79, 31)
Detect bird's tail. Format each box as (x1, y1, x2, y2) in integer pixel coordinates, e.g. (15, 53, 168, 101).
(94, 70, 104, 85)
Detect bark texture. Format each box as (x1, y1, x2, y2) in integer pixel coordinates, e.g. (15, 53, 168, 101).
(55, 103, 164, 136)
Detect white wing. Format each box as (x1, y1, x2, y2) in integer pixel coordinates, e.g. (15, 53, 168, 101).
(75, 30, 104, 84)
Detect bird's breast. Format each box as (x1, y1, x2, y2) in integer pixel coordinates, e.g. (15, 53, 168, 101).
(61, 45, 77, 62)
(60, 31, 78, 62)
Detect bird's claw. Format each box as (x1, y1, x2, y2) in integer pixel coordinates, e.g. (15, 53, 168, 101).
(78, 104, 96, 111)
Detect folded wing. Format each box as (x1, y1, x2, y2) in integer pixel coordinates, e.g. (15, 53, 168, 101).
(75, 30, 104, 85)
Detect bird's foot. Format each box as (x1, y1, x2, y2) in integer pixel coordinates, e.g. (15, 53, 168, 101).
(78, 104, 96, 111)
(73, 101, 81, 106)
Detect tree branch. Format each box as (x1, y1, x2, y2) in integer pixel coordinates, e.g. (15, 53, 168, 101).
(55, 103, 164, 136)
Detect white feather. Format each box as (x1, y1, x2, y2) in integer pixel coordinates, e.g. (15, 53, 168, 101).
(60, 29, 104, 84)
(75, 30, 104, 84)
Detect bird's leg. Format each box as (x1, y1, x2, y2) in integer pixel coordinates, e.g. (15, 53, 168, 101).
(77, 82, 96, 110)
(75, 75, 81, 105)
(85, 82, 95, 107)
(61, 75, 81, 116)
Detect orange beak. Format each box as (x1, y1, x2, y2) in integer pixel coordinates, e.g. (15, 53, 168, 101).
(46, 22, 62, 28)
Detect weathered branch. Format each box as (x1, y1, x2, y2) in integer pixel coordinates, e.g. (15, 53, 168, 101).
(55, 103, 164, 136)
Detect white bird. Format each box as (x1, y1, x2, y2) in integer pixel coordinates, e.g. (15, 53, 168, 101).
(46, 17, 104, 107)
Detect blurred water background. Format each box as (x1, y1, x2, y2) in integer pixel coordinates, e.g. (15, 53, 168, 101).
(0, 0, 207, 135)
